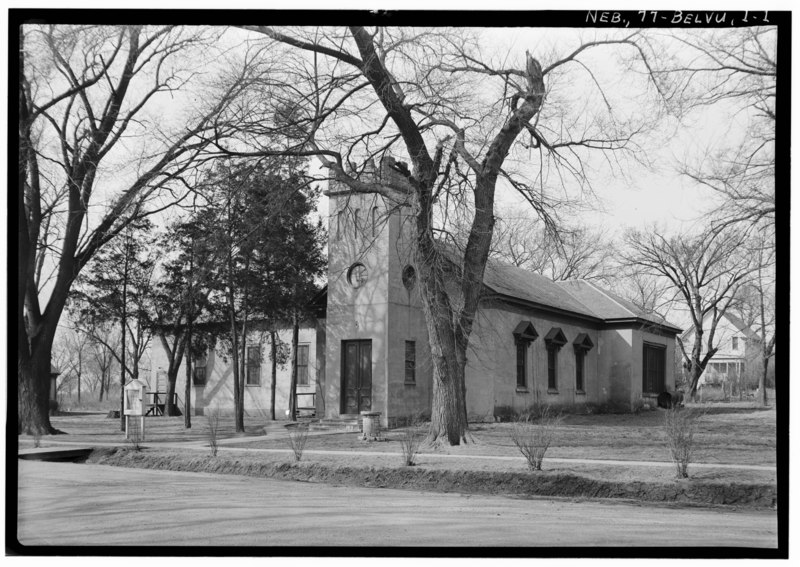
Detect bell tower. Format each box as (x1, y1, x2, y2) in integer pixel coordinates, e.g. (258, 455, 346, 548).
(323, 158, 431, 426)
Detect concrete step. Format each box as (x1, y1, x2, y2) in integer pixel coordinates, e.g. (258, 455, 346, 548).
(309, 416, 361, 432)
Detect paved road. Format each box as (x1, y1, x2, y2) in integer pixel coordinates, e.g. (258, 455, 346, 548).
(16, 460, 777, 548)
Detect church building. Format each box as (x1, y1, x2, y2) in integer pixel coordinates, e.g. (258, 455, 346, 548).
(149, 158, 682, 426)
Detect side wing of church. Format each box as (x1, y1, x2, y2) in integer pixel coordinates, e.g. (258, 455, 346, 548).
(150, 159, 682, 426)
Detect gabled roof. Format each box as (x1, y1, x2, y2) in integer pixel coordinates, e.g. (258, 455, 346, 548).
(512, 320, 539, 342)
(722, 312, 760, 340)
(573, 333, 594, 351)
(479, 255, 682, 333)
(679, 310, 759, 340)
(482, 262, 602, 321)
(544, 327, 568, 346)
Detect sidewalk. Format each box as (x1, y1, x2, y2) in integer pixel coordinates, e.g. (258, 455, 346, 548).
(25, 434, 777, 472)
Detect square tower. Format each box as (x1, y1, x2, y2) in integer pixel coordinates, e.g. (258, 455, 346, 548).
(323, 158, 432, 426)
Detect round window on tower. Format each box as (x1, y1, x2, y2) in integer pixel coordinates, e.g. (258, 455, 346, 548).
(347, 263, 368, 288)
(402, 265, 417, 290)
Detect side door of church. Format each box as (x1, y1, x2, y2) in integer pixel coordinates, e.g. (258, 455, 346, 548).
(341, 340, 372, 414)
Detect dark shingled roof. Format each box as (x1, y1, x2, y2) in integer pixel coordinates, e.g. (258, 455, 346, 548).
(481, 256, 681, 332)
(482, 261, 598, 318)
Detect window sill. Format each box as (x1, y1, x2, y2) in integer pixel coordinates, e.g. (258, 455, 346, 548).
(404, 381, 416, 386)
(547, 389, 559, 395)
(515, 387, 529, 394)
(575, 390, 586, 396)
(245, 384, 261, 388)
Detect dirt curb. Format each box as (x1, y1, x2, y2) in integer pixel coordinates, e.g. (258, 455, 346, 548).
(87, 447, 777, 509)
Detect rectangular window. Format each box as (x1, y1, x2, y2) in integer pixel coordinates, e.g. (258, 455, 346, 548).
(642, 343, 666, 394)
(548, 348, 558, 391)
(192, 351, 207, 386)
(405, 341, 416, 384)
(575, 350, 585, 392)
(246, 346, 261, 386)
(297, 344, 309, 386)
(516, 342, 527, 389)
(732, 336, 739, 351)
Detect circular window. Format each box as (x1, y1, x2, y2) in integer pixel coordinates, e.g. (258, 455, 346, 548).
(402, 265, 417, 290)
(347, 263, 368, 288)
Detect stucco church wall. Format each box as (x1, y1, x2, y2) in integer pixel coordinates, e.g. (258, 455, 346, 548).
(598, 328, 634, 408)
(150, 324, 319, 420)
(467, 301, 603, 419)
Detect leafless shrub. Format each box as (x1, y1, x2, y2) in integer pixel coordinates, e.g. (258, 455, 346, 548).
(286, 423, 309, 461)
(399, 414, 425, 466)
(663, 406, 704, 478)
(126, 419, 144, 452)
(32, 429, 42, 449)
(510, 406, 562, 471)
(206, 408, 221, 457)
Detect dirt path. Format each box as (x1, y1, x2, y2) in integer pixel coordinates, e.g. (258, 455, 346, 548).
(16, 460, 777, 548)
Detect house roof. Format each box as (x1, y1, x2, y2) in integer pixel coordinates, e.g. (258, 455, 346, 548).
(481, 257, 682, 333)
(722, 312, 760, 340)
(679, 310, 759, 340)
(482, 262, 599, 318)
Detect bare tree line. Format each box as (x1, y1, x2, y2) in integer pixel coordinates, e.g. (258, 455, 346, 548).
(18, 23, 778, 439)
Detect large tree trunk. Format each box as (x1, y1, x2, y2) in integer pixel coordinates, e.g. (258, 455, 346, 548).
(162, 331, 186, 416)
(18, 339, 58, 434)
(428, 339, 469, 446)
(270, 331, 277, 421)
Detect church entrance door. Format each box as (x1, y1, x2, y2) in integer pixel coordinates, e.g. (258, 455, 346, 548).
(341, 340, 372, 414)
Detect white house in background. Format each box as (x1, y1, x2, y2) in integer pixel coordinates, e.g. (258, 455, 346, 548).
(680, 311, 759, 387)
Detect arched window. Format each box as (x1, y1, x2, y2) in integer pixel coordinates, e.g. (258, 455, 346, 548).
(354, 209, 360, 237)
(372, 206, 379, 237)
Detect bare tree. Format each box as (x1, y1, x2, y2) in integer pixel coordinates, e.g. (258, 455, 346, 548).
(671, 27, 776, 233)
(489, 213, 615, 283)
(54, 325, 98, 404)
(18, 24, 260, 433)
(624, 226, 755, 399)
(734, 235, 775, 406)
(214, 26, 669, 444)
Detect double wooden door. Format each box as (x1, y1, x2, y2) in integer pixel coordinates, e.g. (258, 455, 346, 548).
(341, 340, 372, 414)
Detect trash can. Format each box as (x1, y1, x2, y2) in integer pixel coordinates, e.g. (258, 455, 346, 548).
(360, 411, 382, 440)
(657, 390, 684, 409)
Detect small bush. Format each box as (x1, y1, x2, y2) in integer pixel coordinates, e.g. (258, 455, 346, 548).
(286, 423, 309, 461)
(126, 418, 144, 451)
(493, 405, 517, 422)
(510, 406, 562, 471)
(663, 406, 703, 478)
(32, 429, 42, 448)
(399, 415, 425, 466)
(206, 408, 221, 457)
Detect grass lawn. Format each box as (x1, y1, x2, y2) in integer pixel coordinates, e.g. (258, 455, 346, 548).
(24, 402, 775, 470)
(230, 403, 777, 467)
(20, 402, 777, 506)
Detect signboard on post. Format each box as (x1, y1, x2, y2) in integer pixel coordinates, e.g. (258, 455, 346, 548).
(123, 378, 147, 441)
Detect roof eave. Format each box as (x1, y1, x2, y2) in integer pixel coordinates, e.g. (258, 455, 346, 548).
(604, 317, 683, 335)
(484, 289, 606, 326)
